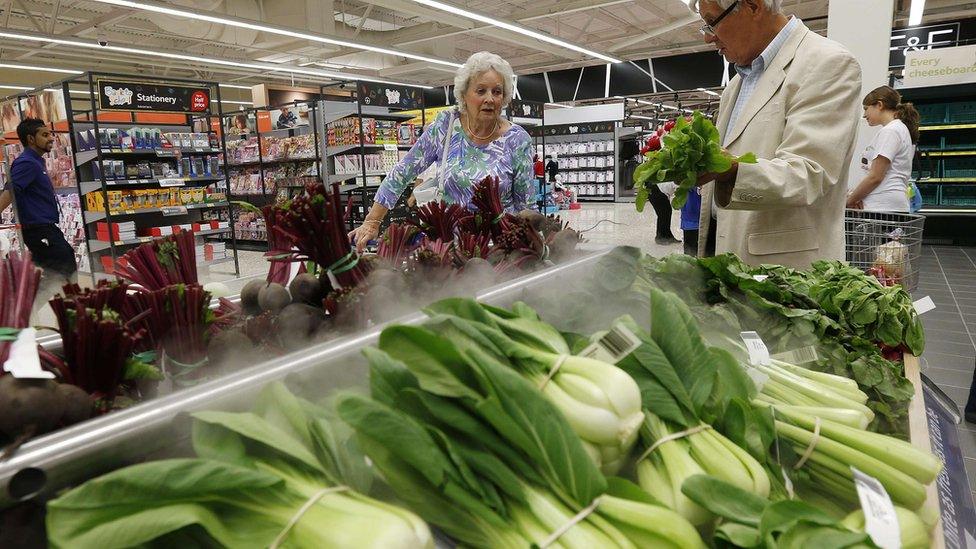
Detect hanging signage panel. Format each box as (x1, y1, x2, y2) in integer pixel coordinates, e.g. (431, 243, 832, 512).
(357, 82, 423, 109)
(508, 100, 543, 119)
(903, 44, 976, 88)
(890, 23, 960, 69)
(97, 80, 211, 113)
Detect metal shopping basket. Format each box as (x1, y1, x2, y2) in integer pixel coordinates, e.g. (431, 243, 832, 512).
(844, 209, 925, 292)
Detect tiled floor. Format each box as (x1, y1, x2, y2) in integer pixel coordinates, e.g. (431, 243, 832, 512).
(915, 246, 976, 505)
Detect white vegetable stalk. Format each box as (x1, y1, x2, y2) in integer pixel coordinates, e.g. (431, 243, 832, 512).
(532, 353, 644, 474)
(636, 412, 769, 526)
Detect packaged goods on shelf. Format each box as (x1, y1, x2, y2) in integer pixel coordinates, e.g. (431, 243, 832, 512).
(4, 138, 76, 189)
(226, 136, 260, 164)
(233, 209, 267, 241)
(96, 221, 136, 241)
(161, 132, 214, 151)
(228, 167, 262, 195)
(397, 123, 418, 146)
(263, 161, 319, 191)
(85, 186, 215, 213)
(260, 134, 317, 161)
(376, 120, 398, 144)
(327, 116, 364, 146)
(335, 153, 384, 175)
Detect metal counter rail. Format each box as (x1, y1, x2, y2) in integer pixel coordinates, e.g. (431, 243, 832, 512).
(1, 250, 611, 506)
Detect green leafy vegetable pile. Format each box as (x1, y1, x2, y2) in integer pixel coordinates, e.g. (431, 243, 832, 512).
(633, 111, 757, 210)
(46, 383, 433, 549)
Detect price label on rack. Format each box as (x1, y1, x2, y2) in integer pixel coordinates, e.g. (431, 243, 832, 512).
(159, 178, 185, 187)
(852, 467, 901, 548)
(156, 149, 176, 157)
(383, 144, 398, 151)
(161, 206, 188, 216)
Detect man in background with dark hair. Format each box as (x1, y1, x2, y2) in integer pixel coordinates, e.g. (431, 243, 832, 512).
(0, 118, 77, 286)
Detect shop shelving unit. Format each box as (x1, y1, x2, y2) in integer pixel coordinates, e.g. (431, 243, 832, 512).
(900, 83, 976, 245)
(318, 81, 427, 231)
(55, 72, 240, 281)
(223, 100, 323, 249)
(0, 88, 103, 272)
(541, 122, 617, 203)
(512, 100, 554, 212)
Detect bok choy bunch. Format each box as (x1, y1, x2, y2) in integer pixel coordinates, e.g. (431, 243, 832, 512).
(424, 298, 645, 474)
(604, 296, 773, 527)
(46, 382, 432, 549)
(339, 325, 705, 549)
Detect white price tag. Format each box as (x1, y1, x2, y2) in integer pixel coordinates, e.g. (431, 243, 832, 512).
(772, 346, 820, 365)
(852, 467, 901, 549)
(383, 144, 397, 151)
(158, 178, 185, 187)
(580, 324, 641, 364)
(161, 206, 188, 216)
(740, 331, 771, 367)
(913, 296, 936, 316)
(3, 328, 54, 379)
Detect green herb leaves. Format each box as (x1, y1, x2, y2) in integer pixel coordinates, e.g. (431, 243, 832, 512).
(634, 112, 758, 210)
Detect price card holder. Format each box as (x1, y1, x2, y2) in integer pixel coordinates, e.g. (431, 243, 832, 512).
(851, 467, 901, 549)
(383, 144, 397, 151)
(740, 331, 771, 390)
(159, 178, 185, 187)
(161, 206, 188, 216)
(913, 296, 936, 316)
(3, 328, 54, 379)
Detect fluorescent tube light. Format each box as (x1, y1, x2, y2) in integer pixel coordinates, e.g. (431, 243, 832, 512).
(696, 87, 720, 96)
(546, 102, 571, 108)
(220, 100, 254, 105)
(0, 30, 433, 89)
(219, 84, 254, 90)
(0, 85, 33, 90)
(631, 115, 657, 120)
(89, 0, 462, 68)
(909, 0, 925, 26)
(0, 62, 81, 74)
(404, 0, 622, 63)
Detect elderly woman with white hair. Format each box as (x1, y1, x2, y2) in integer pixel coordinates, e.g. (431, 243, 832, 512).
(349, 51, 534, 251)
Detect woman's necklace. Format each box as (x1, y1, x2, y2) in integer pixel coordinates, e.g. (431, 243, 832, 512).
(464, 116, 499, 141)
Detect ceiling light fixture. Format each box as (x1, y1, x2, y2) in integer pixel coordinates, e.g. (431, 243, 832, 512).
(220, 99, 254, 105)
(219, 84, 254, 90)
(908, 0, 925, 25)
(696, 87, 720, 97)
(630, 114, 657, 121)
(0, 30, 433, 88)
(546, 102, 571, 109)
(88, 0, 461, 68)
(0, 62, 81, 74)
(403, 0, 622, 63)
(0, 85, 33, 91)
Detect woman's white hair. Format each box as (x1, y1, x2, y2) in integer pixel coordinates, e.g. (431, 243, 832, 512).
(453, 51, 516, 114)
(686, 0, 783, 14)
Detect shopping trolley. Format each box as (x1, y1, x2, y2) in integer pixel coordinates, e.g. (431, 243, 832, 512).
(844, 209, 925, 292)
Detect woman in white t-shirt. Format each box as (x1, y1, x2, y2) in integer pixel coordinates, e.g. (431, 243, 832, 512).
(847, 86, 920, 212)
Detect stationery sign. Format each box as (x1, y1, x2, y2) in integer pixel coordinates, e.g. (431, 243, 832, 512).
(902, 44, 976, 88)
(97, 80, 211, 113)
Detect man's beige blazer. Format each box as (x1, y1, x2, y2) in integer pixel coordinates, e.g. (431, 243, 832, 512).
(698, 20, 863, 270)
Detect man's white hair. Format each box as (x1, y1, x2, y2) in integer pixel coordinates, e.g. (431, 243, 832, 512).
(686, 0, 783, 14)
(453, 51, 516, 114)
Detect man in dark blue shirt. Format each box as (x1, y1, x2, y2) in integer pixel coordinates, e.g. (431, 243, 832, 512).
(0, 118, 77, 277)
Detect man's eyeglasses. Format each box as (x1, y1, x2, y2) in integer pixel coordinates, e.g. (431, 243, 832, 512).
(699, 0, 739, 37)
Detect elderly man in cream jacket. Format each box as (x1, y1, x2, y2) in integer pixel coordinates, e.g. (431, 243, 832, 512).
(689, 0, 862, 269)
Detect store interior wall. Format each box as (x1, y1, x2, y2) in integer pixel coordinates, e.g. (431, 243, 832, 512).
(827, 0, 896, 190)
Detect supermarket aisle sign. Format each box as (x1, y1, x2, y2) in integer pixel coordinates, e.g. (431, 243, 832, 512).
(97, 80, 211, 113)
(890, 23, 960, 69)
(902, 45, 976, 88)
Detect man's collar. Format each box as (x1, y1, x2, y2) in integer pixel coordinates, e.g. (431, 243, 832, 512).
(735, 16, 800, 75)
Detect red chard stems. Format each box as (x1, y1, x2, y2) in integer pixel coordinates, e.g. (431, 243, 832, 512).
(116, 231, 198, 291)
(377, 222, 420, 267)
(0, 252, 42, 365)
(412, 201, 465, 242)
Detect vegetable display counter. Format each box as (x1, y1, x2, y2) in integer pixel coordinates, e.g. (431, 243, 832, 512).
(0, 250, 613, 509)
(2, 247, 969, 548)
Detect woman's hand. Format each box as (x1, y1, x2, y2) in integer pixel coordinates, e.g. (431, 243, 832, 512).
(348, 220, 381, 253)
(846, 195, 864, 209)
